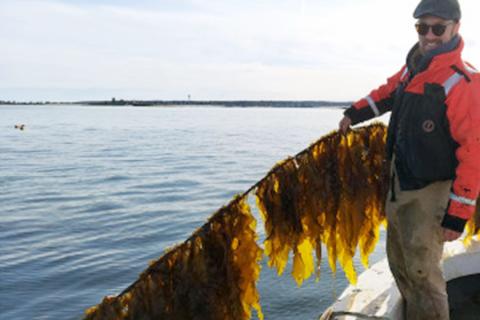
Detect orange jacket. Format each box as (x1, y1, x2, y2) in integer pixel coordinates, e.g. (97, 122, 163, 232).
(344, 37, 480, 232)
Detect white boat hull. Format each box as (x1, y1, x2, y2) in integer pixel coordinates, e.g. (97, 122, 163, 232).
(319, 239, 480, 320)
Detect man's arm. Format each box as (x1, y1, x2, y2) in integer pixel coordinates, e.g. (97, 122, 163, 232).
(441, 70, 480, 241)
(339, 66, 408, 132)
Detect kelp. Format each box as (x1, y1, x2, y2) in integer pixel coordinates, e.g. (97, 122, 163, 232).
(84, 122, 480, 319)
(255, 123, 389, 285)
(84, 195, 263, 320)
(463, 202, 480, 245)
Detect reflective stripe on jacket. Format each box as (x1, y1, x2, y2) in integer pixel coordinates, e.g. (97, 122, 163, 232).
(344, 37, 480, 232)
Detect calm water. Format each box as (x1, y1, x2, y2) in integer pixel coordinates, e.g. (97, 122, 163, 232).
(0, 105, 387, 320)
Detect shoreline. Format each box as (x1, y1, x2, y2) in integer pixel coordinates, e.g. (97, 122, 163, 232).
(0, 100, 351, 108)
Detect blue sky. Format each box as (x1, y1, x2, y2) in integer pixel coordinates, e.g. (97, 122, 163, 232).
(2, 0, 480, 102)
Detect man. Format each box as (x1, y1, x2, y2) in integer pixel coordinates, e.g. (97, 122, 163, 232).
(338, 0, 480, 319)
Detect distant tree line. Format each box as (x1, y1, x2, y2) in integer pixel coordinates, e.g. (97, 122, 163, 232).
(0, 100, 73, 105)
(1, 98, 351, 108)
(80, 99, 351, 108)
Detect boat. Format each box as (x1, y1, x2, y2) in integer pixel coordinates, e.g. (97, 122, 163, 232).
(319, 238, 480, 319)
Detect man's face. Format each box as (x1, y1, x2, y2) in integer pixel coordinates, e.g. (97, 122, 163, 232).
(416, 15, 460, 54)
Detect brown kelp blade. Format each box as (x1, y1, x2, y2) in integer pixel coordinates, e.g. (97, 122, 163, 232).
(464, 201, 480, 245)
(255, 123, 389, 285)
(84, 195, 263, 320)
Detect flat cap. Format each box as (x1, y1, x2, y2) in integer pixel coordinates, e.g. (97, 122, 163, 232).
(413, 0, 461, 20)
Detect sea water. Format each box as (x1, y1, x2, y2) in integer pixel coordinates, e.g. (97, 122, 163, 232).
(0, 105, 388, 320)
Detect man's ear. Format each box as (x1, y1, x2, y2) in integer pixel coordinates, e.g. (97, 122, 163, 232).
(453, 21, 461, 35)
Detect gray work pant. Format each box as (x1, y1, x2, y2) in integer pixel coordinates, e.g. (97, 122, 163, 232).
(386, 173, 451, 320)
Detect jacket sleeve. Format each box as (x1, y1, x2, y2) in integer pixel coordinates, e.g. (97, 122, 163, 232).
(344, 66, 407, 125)
(442, 72, 480, 232)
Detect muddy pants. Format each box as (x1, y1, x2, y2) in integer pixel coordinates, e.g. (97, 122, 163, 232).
(386, 173, 451, 320)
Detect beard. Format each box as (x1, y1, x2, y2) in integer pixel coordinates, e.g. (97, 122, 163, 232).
(420, 39, 443, 54)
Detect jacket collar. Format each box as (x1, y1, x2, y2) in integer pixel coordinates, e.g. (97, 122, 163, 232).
(406, 35, 463, 77)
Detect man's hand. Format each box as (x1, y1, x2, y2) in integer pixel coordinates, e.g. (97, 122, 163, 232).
(338, 116, 352, 134)
(443, 228, 462, 242)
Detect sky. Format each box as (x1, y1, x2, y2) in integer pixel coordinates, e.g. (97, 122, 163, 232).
(2, 0, 480, 102)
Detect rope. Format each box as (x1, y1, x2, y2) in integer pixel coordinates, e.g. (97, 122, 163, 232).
(328, 311, 392, 320)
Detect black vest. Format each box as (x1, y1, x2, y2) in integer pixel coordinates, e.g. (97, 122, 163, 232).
(386, 37, 462, 190)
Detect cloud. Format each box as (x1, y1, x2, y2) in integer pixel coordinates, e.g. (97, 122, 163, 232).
(1, 0, 480, 101)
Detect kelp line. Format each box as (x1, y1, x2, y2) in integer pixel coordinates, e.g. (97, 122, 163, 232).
(255, 123, 389, 286)
(84, 123, 480, 320)
(85, 196, 263, 320)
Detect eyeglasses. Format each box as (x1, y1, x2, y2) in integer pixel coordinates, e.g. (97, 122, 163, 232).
(415, 22, 454, 37)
